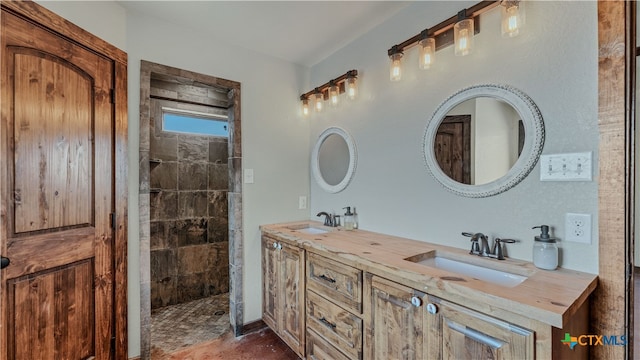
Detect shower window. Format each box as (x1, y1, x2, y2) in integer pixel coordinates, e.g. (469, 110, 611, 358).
(162, 107, 229, 137)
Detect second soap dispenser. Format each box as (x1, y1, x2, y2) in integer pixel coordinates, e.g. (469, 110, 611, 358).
(343, 207, 355, 231)
(532, 225, 558, 270)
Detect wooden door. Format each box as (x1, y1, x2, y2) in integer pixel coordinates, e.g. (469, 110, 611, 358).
(434, 115, 471, 184)
(367, 275, 425, 360)
(425, 296, 534, 360)
(1, 10, 115, 360)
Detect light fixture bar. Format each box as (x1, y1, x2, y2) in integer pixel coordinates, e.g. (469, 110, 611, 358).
(387, 1, 500, 57)
(300, 69, 358, 101)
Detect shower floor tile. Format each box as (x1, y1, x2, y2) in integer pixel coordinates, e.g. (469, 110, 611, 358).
(151, 293, 230, 357)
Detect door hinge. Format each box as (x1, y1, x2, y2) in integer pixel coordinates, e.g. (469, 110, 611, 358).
(110, 89, 115, 104)
(110, 212, 116, 230)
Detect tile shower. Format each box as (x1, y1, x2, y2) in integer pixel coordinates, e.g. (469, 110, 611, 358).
(149, 131, 230, 307)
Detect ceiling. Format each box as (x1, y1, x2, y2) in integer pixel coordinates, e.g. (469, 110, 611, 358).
(117, 1, 411, 67)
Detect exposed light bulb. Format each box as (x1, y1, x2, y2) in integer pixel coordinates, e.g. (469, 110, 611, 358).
(454, 18, 474, 56)
(346, 76, 357, 100)
(419, 37, 436, 70)
(329, 83, 339, 107)
(301, 98, 310, 117)
(314, 92, 323, 112)
(389, 52, 403, 81)
(501, 1, 525, 38)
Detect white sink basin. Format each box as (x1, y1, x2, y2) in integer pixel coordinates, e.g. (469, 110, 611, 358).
(286, 223, 330, 235)
(406, 252, 528, 288)
(298, 227, 329, 235)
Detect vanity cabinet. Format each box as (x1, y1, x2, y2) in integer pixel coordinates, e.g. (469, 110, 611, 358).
(261, 235, 305, 357)
(306, 252, 364, 359)
(365, 274, 534, 360)
(425, 295, 534, 360)
(365, 275, 426, 360)
(261, 222, 595, 360)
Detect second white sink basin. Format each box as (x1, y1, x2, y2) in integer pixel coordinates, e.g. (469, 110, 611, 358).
(407, 252, 528, 288)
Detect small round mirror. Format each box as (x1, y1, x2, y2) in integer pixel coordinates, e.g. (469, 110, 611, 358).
(312, 127, 357, 193)
(423, 84, 544, 197)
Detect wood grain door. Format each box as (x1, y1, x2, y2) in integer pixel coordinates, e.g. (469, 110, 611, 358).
(425, 296, 534, 360)
(1, 11, 115, 360)
(278, 241, 305, 357)
(434, 115, 471, 184)
(367, 275, 425, 360)
(262, 236, 278, 331)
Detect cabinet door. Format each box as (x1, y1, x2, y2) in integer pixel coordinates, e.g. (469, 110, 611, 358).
(368, 276, 425, 360)
(425, 296, 534, 360)
(279, 241, 306, 356)
(262, 236, 279, 330)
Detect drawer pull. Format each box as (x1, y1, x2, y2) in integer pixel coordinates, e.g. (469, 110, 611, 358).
(318, 317, 337, 331)
(318, 274, 336, 284)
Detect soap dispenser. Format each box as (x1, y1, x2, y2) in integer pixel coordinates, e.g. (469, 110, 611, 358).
(352, 207, 359, 229)
(532, 225, 558, 270)
(343, 207, 355, 231)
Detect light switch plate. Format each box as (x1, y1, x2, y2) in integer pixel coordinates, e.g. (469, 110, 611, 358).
(540, 152, 592, 181)
(298, 196, 307, 209)
(244, 169, 254, 184)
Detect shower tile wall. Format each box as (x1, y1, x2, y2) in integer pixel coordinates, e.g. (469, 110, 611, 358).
(150, 133, 229, 309)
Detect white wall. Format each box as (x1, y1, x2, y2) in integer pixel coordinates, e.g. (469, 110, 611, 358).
(309, 2, 598, 273)
(37, 2, 310, 358)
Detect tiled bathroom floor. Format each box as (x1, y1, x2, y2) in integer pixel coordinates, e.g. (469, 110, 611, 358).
(151, 293, 230, 357)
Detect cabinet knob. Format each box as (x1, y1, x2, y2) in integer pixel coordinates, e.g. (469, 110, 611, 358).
(426, 303, 438, 314)
(273, 242, 278, 249)
(411, 296, 423, 307)
(277, 243, 282, 250)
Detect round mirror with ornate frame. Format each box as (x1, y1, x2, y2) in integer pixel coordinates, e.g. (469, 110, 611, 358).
(312, 127, 357, 193)
(423, 84, 544, 197)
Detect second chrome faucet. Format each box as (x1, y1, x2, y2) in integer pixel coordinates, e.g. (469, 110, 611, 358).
(462, 232, 516, 260)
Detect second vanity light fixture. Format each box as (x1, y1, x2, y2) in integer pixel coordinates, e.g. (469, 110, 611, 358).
(300, 70, 358, 117)
(388, 0, 525, 81)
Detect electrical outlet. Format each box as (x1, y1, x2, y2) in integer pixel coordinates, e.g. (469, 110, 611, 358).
(298, 196, 307, 210)
(565, 213, 592, 244)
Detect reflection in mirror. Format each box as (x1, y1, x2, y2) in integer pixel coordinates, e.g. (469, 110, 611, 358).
(312, 127, 357, 193)
(318, 134, 350, 186)
(435, 97, 524, 185)
(423, 84, 544, 198)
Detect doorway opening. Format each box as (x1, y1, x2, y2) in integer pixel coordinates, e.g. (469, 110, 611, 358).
(138, 61, 242, 359)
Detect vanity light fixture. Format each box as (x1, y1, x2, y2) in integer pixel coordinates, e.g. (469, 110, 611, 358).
(454, 9, 474, 56)
(314, 89, 324, 113)
(329, 80, 340, 107)
(300, 70, 358, 117)
(386, 1, 530, 79)
(501, 0, 525, 38)
(301, 96, 310, 116)
(389, 45, 403, 81)
(345, 72, 358, 100)
(418, 30, 436, 70)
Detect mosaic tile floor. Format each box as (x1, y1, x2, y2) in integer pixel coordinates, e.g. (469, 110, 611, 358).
(151, 293, 230, 357)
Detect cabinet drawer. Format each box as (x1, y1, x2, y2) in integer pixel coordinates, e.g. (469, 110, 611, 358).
(307, 252, 362, 313)
(307, 290, 362, 359)
(307, 328, 353, 360)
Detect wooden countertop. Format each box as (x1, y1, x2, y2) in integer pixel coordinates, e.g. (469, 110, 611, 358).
(260, 221, 598, 329)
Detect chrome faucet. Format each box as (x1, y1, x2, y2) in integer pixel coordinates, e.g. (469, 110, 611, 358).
(317, 212, 340, 227)
(462, 232, 517, 260)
